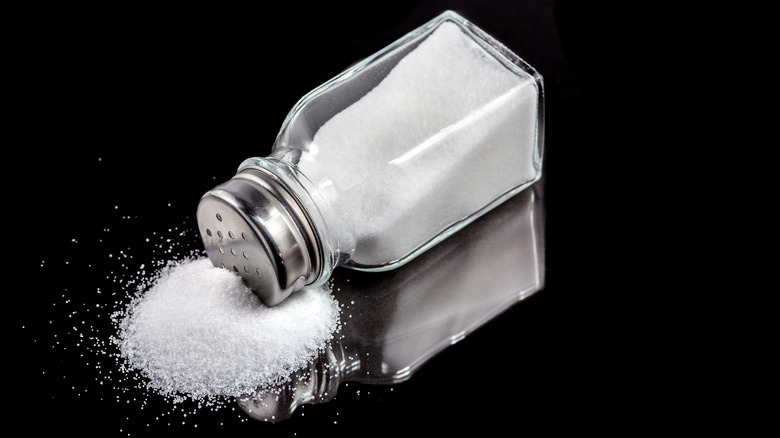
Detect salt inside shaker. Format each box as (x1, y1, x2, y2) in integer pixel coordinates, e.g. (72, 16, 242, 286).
(197, 10, 544, 306)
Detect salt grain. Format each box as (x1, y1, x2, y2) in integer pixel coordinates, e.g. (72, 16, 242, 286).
(114, 257, 340, 402)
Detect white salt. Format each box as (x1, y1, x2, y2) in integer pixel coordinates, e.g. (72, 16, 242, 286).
(114, 257, 340, 402)
(301, 21, 539, 265)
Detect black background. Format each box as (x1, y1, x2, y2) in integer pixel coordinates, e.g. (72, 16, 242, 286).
(8, 1, 729, 436)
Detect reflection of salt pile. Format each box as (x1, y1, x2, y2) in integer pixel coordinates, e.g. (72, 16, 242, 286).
(114, 258, 340, 402)
(304, 21, 538, 264)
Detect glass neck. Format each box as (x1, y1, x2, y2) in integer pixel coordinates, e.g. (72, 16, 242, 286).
(238, 155, 342, 287)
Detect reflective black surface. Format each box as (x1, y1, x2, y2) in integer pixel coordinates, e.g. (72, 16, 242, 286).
(11, 1, 675, 436)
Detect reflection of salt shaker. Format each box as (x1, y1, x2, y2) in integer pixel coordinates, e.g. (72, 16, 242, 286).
(197, 10, 544, 306)
(238, 184, 545, 421)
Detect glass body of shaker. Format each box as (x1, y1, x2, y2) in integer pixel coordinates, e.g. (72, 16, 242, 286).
(197, 10, 544, 306)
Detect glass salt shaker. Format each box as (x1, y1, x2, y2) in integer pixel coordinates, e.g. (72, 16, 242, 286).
(237, 184, 545, 421)
(196, 10, 545, 306)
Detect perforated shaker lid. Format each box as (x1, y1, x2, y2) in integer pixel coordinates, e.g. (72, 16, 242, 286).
(196, 167, 321, 306)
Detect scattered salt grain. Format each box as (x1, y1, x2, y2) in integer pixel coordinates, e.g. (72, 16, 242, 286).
(114, 257, 340, 403)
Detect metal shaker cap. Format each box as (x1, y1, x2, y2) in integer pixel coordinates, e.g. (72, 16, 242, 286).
(196, 166, 322, 306)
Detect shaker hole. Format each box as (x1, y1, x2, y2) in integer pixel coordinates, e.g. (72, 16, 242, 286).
(217, 230, 223, 239)
(241, 232, 248, 240)
(218, 247, 225, 254)
(232, 265, 239, 273)
(243, 266, 249, 273)
(228, 231, 235, 239)
(216, 213, 223, 222)
(230, 248, 237, 256)
(206, 228, 212, 237)
(256, 268, 262, 276)
(242, 251, 248, 259)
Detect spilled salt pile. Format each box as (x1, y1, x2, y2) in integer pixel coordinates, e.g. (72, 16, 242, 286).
(113, 257, 340, 402)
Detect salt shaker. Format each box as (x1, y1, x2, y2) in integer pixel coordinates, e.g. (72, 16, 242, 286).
(197, 10, 544, 306)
